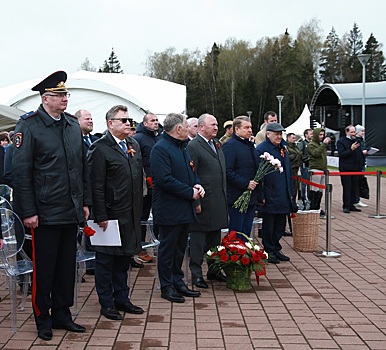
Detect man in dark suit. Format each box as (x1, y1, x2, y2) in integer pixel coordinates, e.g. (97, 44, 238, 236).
(337, 125, 363, 213)
(187, 114, 228, 288)
(87, 105, 144, 320)
(75, 109, 99, 152)
(150, 113, 204, 303)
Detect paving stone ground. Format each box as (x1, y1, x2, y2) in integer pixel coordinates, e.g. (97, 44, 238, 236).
(0, 174, 385, 349)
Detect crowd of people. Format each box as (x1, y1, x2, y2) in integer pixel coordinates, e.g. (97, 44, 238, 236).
(0, 70, 370, 340)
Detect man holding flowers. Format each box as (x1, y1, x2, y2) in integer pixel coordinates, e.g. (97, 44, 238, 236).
(223, 116, 259, 239)
(255, 122, 294, 264)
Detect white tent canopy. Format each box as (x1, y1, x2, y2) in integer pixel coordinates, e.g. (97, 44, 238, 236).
(0, 105, 26, 131)
(0, 71, 186, 133)
(284, 104, 314, 136)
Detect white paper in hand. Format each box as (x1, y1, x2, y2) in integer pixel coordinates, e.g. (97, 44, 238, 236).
(88, 220, 122, 246)
(367, 147, 379, 155)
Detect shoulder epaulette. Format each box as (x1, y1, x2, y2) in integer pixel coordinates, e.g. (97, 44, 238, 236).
(20, 111, 37, 120)
(64, 112, 77, 119)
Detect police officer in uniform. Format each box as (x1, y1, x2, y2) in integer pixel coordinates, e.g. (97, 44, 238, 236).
(12, 71, 92, 341)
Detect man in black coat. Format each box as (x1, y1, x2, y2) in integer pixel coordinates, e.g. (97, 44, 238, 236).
(150, 113, 205, 303)
(187, 114, 228, 288)
(12, 71, 92, 341)
(87, 105, 144, 321)
(337, 125, 363, 213)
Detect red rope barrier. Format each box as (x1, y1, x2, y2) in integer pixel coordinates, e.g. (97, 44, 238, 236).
(293, 176, 327, 189)
(312, 171, 384, 176)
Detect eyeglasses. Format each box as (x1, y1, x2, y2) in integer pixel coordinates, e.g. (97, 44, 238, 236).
(110, 118, 131, 123)
(44, 93, 71, 98)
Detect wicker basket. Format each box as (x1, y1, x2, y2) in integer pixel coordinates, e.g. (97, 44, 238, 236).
(292, 210, 320, 252)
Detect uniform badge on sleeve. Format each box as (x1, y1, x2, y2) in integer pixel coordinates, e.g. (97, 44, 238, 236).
(14, 132, 23, 148)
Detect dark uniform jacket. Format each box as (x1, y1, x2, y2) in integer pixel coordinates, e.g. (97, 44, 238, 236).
(187, 135, 228, 232)
(12, 105, 92, 225)
(255, 138, 293, 214)
(87, 131, 143, 256)
(150, 132, 198, 225)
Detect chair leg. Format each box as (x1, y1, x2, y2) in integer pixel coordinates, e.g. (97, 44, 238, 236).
(73, 261, 85, 316)
(19, 274, 30, 311)
(10, 276, 18, 333)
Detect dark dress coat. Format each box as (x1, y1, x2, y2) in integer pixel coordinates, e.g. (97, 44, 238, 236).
(187, 135, 228, 231)
(255, 138, 293, 214)
(150, 132, 199, 226)
(87, 131, 143, 256)
(222, 134, 259, 206)
(133, 122, 163, 177)
(337, 136, 362, 171)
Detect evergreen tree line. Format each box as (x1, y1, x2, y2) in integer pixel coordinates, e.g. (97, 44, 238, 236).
(80, 20, 385, 132)
(143, 20, 385, 131)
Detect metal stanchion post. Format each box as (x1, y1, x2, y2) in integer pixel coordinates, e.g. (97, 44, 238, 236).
(369, 170, 386, 219)
(317, 182, 341, 258)
(320, 170, 335, 220)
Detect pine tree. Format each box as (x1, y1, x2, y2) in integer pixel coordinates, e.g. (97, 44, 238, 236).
(320, 27, 344, 83)
(363, 33, 386, 82)
(343, 22, 363, 82)
(98, 48, 123, 73)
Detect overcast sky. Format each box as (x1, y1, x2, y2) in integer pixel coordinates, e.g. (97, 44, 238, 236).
(1, 0, 385, 88)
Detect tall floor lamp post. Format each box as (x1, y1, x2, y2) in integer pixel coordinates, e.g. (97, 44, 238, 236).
(276, 95, 284, 125)
(357, 54, 371, 129)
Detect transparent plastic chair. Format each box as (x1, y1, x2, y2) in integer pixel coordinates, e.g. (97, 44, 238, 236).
(73, 227, 96, 316)
(0, 208, 33, 332)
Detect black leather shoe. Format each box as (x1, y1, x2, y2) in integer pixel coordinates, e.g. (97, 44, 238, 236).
(349, 206, 361, 212)
(343, 208, 350, 213)
(85, 269, 95, 275)
(38, 329, 52, 341)
(175, 284, 201, 297)
(274, 251, 290, 262)
(53, 321, 85, 333)
(192, 277, 208, 289)
(283, 230, 292, 237)
(115, 301, 144, 314)
(267, 253, 280, 264)
(161, 286, 185, 303)
(207, 272, 227, 282)
(101, 306, 123, 320)
(130, 258, 144, 268)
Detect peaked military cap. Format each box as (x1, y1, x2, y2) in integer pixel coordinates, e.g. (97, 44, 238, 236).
(223, 120, 233, 128)
(32, 71, 68, 95)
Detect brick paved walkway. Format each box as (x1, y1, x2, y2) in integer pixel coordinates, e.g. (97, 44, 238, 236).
(0, 174, 385, 349)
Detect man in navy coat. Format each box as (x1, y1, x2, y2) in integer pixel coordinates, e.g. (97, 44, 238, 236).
(150, 113, 205, 303)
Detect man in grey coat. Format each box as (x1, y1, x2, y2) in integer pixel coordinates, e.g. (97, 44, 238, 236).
(87, 105, 144, 320)
(187, 114, 228, 288)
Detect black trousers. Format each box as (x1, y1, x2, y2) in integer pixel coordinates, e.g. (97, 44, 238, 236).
(189, 229, 221, 278)
(340, 175, 358, 209)
(158, 223, 189, 289)
(31, 224, 77, 330)
(259, 213, 286, 254)
(94, 251, 131, 308)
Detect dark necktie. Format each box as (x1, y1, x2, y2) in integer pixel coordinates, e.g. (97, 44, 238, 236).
(208, 139, 216, 153)
(83, 135, 91, 147)
(119, 141, 128, 157)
